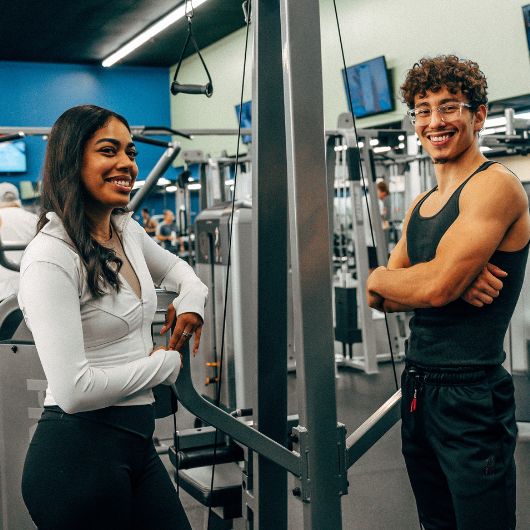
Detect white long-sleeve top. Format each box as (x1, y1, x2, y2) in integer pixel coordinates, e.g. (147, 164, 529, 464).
(18, 211, 208, 414)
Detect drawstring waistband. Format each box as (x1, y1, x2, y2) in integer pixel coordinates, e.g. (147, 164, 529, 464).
(404, 363, 504, 415)
(405, 363, 503, 385)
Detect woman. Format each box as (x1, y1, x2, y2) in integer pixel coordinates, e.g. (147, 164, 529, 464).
(18, 105, 207, 529)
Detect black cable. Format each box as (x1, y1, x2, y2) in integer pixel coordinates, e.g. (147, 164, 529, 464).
(206, 2, 252, 527)
(332, 0, 398, 390)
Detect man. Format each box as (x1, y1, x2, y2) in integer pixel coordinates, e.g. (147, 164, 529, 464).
(156, 209, 178, 252)
(367, 55, 530, 530)
(140, 207, 157, 237)
(376, 180, 390, 229)
(0, 183, 38, 301)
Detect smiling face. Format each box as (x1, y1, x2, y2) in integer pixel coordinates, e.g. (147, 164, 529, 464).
(81, 117, 138, 214)
(414, 87, 486, 165)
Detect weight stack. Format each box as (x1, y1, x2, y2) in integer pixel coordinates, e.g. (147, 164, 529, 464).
(334, 286, 362, 344)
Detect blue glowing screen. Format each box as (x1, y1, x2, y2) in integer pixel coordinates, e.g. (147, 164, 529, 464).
(342, 56, 394, 118)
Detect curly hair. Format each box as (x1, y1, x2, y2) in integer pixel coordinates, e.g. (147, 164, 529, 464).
(400, 55, 488, 110)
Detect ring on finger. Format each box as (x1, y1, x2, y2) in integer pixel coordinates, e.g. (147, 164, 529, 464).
(182, 331, 193, 337)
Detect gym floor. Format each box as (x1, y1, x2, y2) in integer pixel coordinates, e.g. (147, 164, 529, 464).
(162, 362, 530, 529)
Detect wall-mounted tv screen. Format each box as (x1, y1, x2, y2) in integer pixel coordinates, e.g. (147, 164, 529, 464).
(0, 139, 27, 173)
(235, 100, 252, 145)
(342, 56, 394, 118)
(523, 4, 530, 52)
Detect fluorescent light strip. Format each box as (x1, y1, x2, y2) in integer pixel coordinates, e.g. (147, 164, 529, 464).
(102, 0, 209, 67)
(373, 146, 391, 154)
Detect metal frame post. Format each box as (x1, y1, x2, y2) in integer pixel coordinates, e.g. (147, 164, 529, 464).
(128, 143, 181, 212)
(250, 1, 289, 528)
(359, 139, 387, 266)
(280, 0, 342, 527)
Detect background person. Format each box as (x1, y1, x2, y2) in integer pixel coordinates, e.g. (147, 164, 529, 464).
(156, 208, 179, 253)
(0, 182, 38, 301)
(18, 104, 207, 530)
(362, 179, 390, 271)
(367, 55, 530, 530)
(141, 207, 158, 237)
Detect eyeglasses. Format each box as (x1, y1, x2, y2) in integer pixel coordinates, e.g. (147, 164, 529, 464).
(407, 102, 472, 125)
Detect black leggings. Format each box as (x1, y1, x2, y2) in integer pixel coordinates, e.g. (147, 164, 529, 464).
(401, 364, 517, 530)
(22, 409, 191, 530)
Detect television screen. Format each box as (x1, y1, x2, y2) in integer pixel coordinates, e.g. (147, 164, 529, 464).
(342, 56, 394, 118)
(235, 100, 252, 145)
(524, 4, 530, 52)
(0, 139, 27, 173)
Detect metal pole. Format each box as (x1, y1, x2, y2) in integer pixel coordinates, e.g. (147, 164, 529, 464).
(127, 142, 181, 212)
(279, 0, 342, 527)
(359, 136, 387, 267)
(251, 1, 289, 527)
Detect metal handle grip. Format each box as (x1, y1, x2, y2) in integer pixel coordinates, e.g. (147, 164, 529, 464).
(171, 82, 213, 97)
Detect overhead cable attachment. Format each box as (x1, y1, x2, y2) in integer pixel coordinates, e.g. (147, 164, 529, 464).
(242, 0, 251, 24)
(170, 0, 213, 97)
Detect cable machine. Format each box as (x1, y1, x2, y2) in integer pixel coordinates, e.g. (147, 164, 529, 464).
(327, 119, 407, 374)
(167, 1, 402, 529)
(0, 2, 408, 530)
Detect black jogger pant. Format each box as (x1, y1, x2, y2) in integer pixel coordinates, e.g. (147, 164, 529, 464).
(401, 364, 517, 530)
(22, 408, 191, 530)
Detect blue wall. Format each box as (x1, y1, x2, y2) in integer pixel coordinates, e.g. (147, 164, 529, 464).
(0, 61, 175, 186)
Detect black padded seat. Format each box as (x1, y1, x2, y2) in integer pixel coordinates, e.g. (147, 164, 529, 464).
(0, 308, 23, 341)
(176, 462, 242, 519)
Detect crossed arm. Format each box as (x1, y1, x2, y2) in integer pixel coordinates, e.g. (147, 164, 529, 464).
(367, 171, 527, 312)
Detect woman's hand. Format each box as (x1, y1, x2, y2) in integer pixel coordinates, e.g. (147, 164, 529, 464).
(160, 304, 203, 354)
(461, 263, 507, 307)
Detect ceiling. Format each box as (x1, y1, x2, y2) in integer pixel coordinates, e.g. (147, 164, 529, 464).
(0, 0, 246, 67)
(2, 1, 529, 117)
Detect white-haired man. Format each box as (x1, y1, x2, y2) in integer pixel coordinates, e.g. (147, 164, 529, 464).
(0, 183, 38, 300)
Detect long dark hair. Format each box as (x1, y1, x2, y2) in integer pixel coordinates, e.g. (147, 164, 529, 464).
(39, 104, 130, 298)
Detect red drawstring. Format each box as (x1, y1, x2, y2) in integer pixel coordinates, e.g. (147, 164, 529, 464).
(410, 388, 417, 413)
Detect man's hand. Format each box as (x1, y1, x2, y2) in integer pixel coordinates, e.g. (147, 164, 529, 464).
(461, 263, 507, 307)
(160, 304, 203, 354)
(367, 290, 385, 311)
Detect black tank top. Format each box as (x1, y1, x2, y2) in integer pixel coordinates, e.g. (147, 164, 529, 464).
(406, 161, 529, 367)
